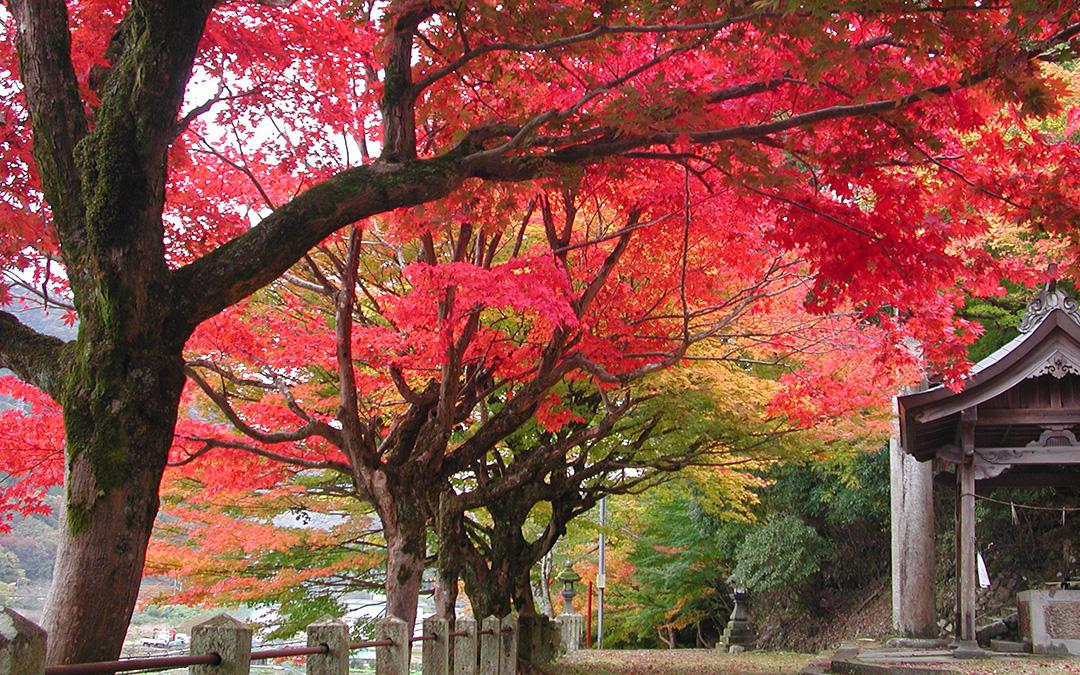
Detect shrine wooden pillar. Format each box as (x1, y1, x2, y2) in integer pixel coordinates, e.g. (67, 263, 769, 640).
(954, 407, 980, 655)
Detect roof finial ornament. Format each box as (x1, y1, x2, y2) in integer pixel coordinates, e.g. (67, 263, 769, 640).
(1018, 263, 1080, 332)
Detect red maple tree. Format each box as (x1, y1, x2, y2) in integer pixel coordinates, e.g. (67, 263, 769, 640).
(0, 0, 1077, 662)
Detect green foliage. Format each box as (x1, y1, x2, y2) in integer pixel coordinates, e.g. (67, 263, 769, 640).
(753, 446, 891, 598)
(960, 282, 1028, 363)
(130, 604, 214, 628)
(0, 549, 24, 584)
(968, 485, 1080, 584)
(0, 495, 60, 582)
(732, 515, 826, 595)
(254, 593, 347, 641)
(605, 481, 749, 645)
(759, 447, 890, 530)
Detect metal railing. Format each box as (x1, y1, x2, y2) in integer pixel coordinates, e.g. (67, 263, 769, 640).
(42, 638, 398, 674)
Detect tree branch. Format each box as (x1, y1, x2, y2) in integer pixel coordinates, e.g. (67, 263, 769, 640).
(169, 18, 1080, 337)
(186, 365, 341, 446)
(0, 310, 67, 398)
(171, 153, 477, 331)
(173, 435, 354, 477)
(7, 0, 88, 237)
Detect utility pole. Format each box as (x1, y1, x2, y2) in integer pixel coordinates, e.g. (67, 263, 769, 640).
(597, 496, 607, 649)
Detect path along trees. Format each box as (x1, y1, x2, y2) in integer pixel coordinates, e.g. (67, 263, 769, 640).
(0, 0, 1078, 663)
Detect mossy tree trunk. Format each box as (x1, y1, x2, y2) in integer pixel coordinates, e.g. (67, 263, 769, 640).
(369, 471, 430, 636)
(44, 351, 185, 662)
(434, 494, 464, 621)
(451, 486, 585, 620)
(9, 0, 214, 663)
(461, 500, 534, 618)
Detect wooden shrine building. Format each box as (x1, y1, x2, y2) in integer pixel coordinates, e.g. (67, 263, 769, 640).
(895, 283, 1080, 652)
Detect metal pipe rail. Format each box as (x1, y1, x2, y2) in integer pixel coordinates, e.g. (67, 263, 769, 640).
(44, 652, 221, 674)
(249, 643, 328, 660)
(43, 638, 401, 674)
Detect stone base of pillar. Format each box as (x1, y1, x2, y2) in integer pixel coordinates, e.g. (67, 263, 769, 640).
(950, 639, 988, 659)
(555, 614, 583, 654)
(715, 617, 753, 652)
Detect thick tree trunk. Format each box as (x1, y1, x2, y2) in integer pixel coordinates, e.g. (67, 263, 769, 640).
(378, 488, 429, 636)
(43, 348, 185, 664)
(464, 567, 511, 618)
(9, 0, 213, 663)
(434, 496, 463, 621)
(514, 570, 537, 615)
(462, 505, 530, 618)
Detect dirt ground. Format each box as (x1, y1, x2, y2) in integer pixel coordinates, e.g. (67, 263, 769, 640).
(547, 648, 1080, 674)
(548, 649, 814, 674)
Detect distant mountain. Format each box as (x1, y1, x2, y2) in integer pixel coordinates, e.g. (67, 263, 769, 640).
(4, 299, 76, 341)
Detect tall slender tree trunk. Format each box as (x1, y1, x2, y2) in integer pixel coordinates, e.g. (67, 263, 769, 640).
(538, 553, 555, 618)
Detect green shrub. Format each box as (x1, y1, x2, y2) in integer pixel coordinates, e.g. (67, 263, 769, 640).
(732, 515, 826, 595)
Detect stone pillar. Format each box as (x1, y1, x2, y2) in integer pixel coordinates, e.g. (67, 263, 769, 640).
(479, 616, 500, 675)
(890, 398, 936, 638)
(307, 617, 349, 675)
(555, 614, 582, 654)
(376, 615, 410, 675)
(190, 614, 251, 675)
(498, 614, 517, 675)
(452, 617, 477, 675)
(0, 608, 45, 675)
(422, 615, 449, 675)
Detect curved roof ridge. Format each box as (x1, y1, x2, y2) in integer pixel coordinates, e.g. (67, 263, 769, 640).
(1018, 283, 1080, 334)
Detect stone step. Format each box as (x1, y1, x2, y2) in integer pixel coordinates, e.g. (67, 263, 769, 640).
(884, 638, 950, 649)
(989, 638, 1032, 654)
(828, 658, 960, 675)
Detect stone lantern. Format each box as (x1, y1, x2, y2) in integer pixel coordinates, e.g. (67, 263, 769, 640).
(716, 575, 753, 652)
(554, 565, 584, 653)
(556, 565, 581, 615)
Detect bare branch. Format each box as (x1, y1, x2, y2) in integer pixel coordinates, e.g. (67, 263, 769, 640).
(173, 435, 353, 476)
(186, 365, 341, 446)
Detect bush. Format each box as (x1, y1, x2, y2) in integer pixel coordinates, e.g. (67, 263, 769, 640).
(732, 515, 826, 595)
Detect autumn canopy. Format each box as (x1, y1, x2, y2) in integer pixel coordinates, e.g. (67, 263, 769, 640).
(0, 0, 1077, 665)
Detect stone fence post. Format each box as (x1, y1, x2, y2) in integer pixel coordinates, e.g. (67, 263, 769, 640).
(421, 615, 449, 675)
(479, 616, 500, 674)
(498, 614, 517, 675)
(307, 617, 349, 675)
(376, 615, 409, 675)
(190, 614, 251, 675)
(452, 617, 477, 675)
(0, 607, 45, 675)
